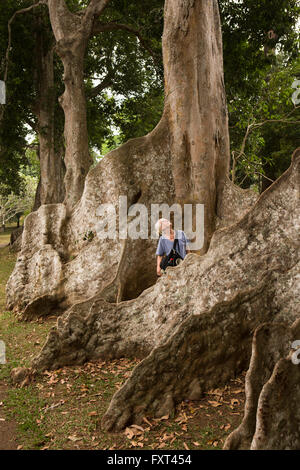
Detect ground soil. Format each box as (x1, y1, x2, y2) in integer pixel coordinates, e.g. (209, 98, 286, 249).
(0, 384, 18, 450)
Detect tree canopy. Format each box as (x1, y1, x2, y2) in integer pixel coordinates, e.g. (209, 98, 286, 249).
(0, 0, 299, 195)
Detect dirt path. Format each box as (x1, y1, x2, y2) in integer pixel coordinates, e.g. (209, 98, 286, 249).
(0, 383, 18, 450)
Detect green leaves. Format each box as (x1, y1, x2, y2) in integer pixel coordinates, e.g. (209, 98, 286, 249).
(229, 56, 300, 190)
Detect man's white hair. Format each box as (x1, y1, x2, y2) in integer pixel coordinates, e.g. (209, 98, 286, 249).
(155, 218, 171, 236)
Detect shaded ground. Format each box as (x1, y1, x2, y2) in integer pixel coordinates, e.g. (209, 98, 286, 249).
(0, 384, 18, 450)
(0, 226, 16, 248)
(0, 242, 246, 450)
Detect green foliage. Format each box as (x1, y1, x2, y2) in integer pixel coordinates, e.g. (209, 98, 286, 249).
(0, 0, 299, 194)
(0, 1, 47, 193)
(229, 55, 300, 189)
(22, 146, 40, 179)
(0, 173, 37, 225)
(219, 0, 300, 190)
(112, 88, 164, 143)
(84, 0, 164, 152)
(220, 0, 300, 99)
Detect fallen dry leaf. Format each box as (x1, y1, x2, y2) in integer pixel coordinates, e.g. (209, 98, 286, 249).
(158, 414, 169, 421)
(68, 435, 82, 442)
(157, 442, 166, 449)
(124, 427, 135, 440)
(130, 424, 145, 432)
(207, 388, 223, 396)
(231, 398, 240, 406)
(208, 400, 222, 407)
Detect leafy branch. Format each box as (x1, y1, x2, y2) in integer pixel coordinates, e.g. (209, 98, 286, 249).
(231, 105, 300, 184)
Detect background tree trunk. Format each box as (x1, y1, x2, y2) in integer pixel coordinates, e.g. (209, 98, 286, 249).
(35, 37, 65, 205)
(47, 0, 108, 210)
(55, 39, 90, 210)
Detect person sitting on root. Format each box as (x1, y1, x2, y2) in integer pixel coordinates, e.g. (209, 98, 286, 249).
(155, 218, 190, 277)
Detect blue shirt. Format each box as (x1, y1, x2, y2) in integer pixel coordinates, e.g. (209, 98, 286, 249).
(156, 230, 190, 259)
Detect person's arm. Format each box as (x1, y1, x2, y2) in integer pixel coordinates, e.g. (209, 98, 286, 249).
(156, 238, 164, 276)
(157, 255, 163, 276)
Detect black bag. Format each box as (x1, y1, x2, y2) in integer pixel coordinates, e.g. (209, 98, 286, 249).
(160, 234, 183, 271)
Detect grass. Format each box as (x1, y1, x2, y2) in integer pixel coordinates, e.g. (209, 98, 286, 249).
(4, 386, 47, 449)
(0, 225, 17, 247)
(0, 239, 246, 450)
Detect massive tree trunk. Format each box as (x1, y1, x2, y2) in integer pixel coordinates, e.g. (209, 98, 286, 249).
(163, 0, 230, 250)
(30, 148, 299, 435)
(7, 0, 237, 314)
(47, 0, 230, 226)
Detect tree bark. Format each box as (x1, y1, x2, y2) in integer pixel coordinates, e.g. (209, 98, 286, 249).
(47, 0, 109, 210)
(32, 176, 41, 212)
(224, 319, 300, 450)
(7, 0, 251, 320)
(35, 32, 65, 205)
(29, 149, 300, 435)
(163, 0, 230, 250)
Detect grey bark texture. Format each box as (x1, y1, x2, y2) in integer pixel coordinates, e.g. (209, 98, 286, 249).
(7, 0, 237, 316)
(33, 12, 65, 207)
(28, 148, 300, 434)
(9, 226, 24, 253)
(224, 319, 300, 450)
(47, 0, 110, 210)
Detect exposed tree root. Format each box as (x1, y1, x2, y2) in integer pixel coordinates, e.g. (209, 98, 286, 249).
(28, 150, 300, 433)
(224, 319, 300, 450)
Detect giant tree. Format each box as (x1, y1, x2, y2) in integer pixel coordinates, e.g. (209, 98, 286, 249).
(6, 0, 300, 448)
(7, 0, 233, 315)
